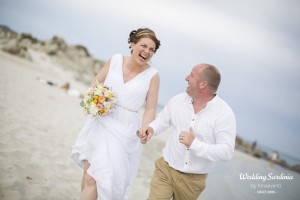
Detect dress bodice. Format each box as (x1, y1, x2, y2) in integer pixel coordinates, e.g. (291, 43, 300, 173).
(104, 54, 158, 111)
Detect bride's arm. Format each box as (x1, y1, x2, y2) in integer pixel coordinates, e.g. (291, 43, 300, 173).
(141, 73, 160, 128)
(91, 59, 111, 86)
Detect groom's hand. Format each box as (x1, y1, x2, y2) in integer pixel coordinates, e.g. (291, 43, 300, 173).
(179, 127, 195, 148)
(145, 127, 154, 142)
(137, 127, 153, 144)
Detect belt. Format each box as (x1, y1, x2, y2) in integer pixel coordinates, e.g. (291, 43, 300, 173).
(115, 104, 138, 113)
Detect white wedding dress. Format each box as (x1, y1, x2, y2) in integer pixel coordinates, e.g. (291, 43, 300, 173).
(71, 54, 158, 200)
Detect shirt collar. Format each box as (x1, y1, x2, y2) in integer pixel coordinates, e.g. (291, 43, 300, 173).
(187, 93, 218, 105)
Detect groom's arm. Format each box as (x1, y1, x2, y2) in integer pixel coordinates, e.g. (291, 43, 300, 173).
(189, 112, 236, 161)
(149, 98, 173, 136)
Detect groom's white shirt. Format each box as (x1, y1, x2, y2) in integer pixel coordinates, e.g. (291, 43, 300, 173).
(149, 92, 236, 174)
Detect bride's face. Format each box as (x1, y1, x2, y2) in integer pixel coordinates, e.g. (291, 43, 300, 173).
(131, 38, 156, 65)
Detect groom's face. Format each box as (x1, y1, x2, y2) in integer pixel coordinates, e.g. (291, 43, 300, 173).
(185, 67, 201, 96)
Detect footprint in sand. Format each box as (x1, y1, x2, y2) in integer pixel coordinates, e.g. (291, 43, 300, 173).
(24, 169, 48, 185)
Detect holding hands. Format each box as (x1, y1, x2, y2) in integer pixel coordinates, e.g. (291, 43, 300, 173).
(137, 127, 196, 147)
(137, 126, 154, 144)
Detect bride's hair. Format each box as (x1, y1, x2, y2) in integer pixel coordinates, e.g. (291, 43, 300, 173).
(128, 28, 161, 53)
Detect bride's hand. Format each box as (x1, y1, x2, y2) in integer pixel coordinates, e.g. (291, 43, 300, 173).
(137, 127, 153, 144)
(136, 128, 146, 143)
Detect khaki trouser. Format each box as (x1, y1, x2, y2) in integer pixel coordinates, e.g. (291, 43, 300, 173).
(148, 157, 207, 200)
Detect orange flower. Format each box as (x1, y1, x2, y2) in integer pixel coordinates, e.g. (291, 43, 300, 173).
(98, 95, 106, 103)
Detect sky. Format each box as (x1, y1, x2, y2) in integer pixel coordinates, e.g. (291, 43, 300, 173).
(1, 0, 300, 161)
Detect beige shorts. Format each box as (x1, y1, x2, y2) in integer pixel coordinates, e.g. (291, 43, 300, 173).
(148, 157, 207, 200)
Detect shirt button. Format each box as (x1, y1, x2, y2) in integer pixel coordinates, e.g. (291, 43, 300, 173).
(192, 119, 195, 121)
(187, 148, 189, 150)
(185, 162, 188, 165)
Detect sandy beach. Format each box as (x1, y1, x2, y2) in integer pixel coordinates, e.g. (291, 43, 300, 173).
(0, 50, 299, 200)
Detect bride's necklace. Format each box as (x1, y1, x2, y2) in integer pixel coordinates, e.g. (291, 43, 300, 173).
(123, 65, 139, 81)
(124, 66, 135, 76)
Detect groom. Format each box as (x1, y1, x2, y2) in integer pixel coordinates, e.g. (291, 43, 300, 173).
(138, 63, 236, 200)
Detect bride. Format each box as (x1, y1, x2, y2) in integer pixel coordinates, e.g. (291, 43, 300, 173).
(71, 28, 161, 200)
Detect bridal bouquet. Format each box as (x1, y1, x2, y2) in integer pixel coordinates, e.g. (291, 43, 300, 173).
(80, 81, 116, 118)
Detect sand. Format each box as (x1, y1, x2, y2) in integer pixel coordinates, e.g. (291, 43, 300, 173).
(0, 50, 299, 200)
